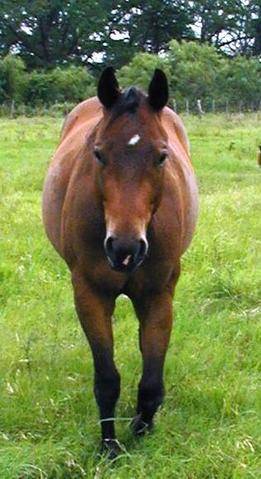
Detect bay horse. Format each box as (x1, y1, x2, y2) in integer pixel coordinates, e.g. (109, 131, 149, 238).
(42, 68, 198, 458)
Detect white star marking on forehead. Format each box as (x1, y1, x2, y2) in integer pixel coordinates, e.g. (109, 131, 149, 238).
(128, 134, 141, 146)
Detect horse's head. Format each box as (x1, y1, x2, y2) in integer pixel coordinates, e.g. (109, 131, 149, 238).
(94, 67, 169, 273)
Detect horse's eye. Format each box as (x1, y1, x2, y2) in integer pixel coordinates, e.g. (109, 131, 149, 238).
(158, 152, 167, 167)
(94, 147, 106, 165)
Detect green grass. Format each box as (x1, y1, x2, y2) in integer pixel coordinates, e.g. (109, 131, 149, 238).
(0, 113, 260, 478)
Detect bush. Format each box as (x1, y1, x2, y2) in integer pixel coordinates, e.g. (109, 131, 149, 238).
(117, 43, 261, 112)
(0, 48, 260, 114)
(117, 53, 170, 91)
(218, 56, 261, 107)
(24, 66, 95, 106)
(166, 40, 223, 104)
(0, 55, 27, 103)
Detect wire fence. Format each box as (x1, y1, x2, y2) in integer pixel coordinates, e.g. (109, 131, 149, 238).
(0, 98, 260, 118)
(171, 98, 261, 115)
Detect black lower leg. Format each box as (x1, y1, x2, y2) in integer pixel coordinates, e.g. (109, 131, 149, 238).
(137, 359, 164, 424)
(93, 348, 120, 440)
(132, 290, 174, 436)
(132, 357, 165, 436)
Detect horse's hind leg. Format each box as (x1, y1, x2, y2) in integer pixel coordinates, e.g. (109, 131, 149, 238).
(72, 270, 121, 458)
(132, 290, 174, 435)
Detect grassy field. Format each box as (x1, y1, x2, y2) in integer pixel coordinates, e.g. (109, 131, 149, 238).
(0, 113, 260, 478)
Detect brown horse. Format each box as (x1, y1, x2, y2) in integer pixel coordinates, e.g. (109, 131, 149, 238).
(42, 68, 198, 457)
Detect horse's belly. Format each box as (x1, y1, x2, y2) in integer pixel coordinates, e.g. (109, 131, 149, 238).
(181, 168, 199, 253)
(165, 152, 198, 255)
(42, 150, 78, 255)
(43, 119, 96, 255)
(42, 163, 66, 255)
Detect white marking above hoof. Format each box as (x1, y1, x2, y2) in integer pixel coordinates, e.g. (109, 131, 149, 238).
(128, 134, 140, 146)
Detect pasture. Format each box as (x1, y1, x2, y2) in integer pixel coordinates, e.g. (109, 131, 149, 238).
(0, 113, 260, 478)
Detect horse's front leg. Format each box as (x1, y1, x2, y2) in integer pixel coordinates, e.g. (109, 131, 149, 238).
(72, 270, 121, 458)
(132, 290, 174, 435)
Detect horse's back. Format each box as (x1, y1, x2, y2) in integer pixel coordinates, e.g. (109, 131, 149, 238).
(42, 97, 102, 254)
(60, 96, 102, 142)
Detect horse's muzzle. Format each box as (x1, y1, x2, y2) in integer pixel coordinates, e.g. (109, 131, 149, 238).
(104, 236, 148, 272)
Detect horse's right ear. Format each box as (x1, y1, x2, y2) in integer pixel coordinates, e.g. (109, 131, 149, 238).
(97, 67, 121, 109)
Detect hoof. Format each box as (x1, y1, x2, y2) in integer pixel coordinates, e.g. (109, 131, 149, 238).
(131, 414, 153, 437)
(100, 438, 126, 460)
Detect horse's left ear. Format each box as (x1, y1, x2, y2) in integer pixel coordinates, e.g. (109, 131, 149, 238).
(148, 69, 169, 111)
(98, 67, 121, 109)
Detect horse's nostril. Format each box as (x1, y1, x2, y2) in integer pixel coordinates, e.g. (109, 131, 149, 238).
(104, 236, 114, 256)
(104, 235, 148, 271)
(139, 239, 148, 259)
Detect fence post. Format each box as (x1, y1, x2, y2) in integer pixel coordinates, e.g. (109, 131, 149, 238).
(196, 99, 204, 117)
(212, 99, 215, 113)
(172, 99, 177, 112)
(10, 100, 15, 118)
(225, 100, 229, 115)
(185, 99, 189, 115)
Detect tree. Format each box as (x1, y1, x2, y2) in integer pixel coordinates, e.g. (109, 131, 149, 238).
(0, 54, 26, 102)
(0, 0, 111, 69)
(191, 0, 261, 56)
(111, 1, 194, 54)
(0, 0, 259, 73)
(218, 55, 261, 104)
(118, 41, 261, 110)
(167, 40, 223, 103)
(244, 1, 261, 56)
(0, 0, 195, 70)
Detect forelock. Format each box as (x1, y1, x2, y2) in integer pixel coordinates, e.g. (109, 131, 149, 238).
(110, 87, 144, 120)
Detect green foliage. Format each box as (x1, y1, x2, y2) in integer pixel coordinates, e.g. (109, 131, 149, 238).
(0, 0, 109, 69)
(0, 56, 96, 107)
(24, 66, 95, 106)
(167, 40, 222, 103)
(0, 1, 259, 70)
(0, 113, 260, 477)
(118, 42, 261, 110)
(166, 39, 261, 108)
(116, 1, 194, 54)
(0, 55, 26, 103)
(117, 53, 171, 90)
(218, 55, 261, 104)
(0, 40, 260, 111)
(0, 0, 194, 70)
